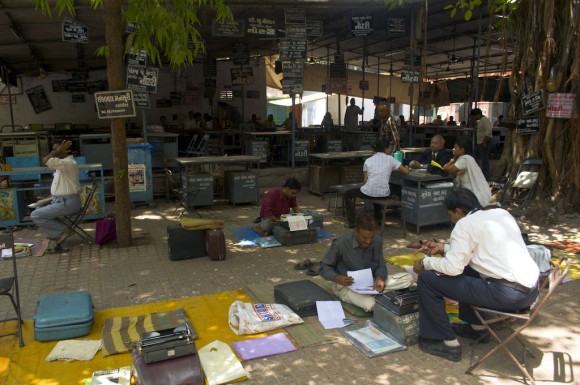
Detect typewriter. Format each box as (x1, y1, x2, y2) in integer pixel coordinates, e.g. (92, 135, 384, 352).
(137, 322, 197, 364)
(375, 287, 419, 316)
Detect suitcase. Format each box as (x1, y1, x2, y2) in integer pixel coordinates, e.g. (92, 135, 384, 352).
(375, 287, 419, 316)
(167, 225, 206, 261)
(34, 291, 94, 341)
(274, 280, 334, 317)
(272, 225, 318, 246)
(205, 228, 226, 261)
(373, 301, 419, 346)
(131, 346, 203, 385)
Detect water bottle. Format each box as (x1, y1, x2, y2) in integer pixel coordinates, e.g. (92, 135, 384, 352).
(393, 150, 403, 163)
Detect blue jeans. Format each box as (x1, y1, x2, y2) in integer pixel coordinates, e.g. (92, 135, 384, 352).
(31, 194, 81, 240)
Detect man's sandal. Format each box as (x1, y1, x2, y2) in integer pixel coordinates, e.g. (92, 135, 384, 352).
(294, 258, 314, 270)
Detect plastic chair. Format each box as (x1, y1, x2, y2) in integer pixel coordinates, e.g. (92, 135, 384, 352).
(179, 134, 199, 157)
(465, 257, 569, 385)
(0, 232, 24, 347)
(60, 180, 99, 244)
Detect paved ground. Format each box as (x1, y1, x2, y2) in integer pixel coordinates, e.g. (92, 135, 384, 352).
(2, 187, 579, 385)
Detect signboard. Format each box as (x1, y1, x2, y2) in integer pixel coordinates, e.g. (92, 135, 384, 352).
(285, 8, 306, 24)
(230, 67, 254, 86)
(71, 94, 85, 103)
(351, 16, 373, 36)
(232, 42, 250, 65)
(294, 140, 309, 162)
(246, 17, 276, 37)
(279, 39, 308, 62)
(133, 91, 150, 109)
(52, 79, 69, 92)
(62, 18, 88, 43)
(360, 132, 376, 150)
(546, 93, 577, 118)
(521, 90, 544, 115)
(334, 53, 344, 63)
(281, 78, 303, 95)
(327, 140, 343, 152)
(26, 85, 51, 113)
(516, 116, 540, 134)
(0, 95, 16, 105)
(286, 24, 307, 39)
(94, 90, 136, 119)
(250, 141, 268, 162)
(401, 70, 420, 83)
(212, 20, 245, 37)
(387, 17, 406, 35)
(67, 80, 87, 93)
(126, 65, 159, 93)
(404, 53, 421, 66)
(330, 63, 346, 79)
(203, 58, 217, 77)
(306, 21, 323, 37)
(127, 48, 147, 66)
(283, 62, 304, 78)
(359, 80, 369, 90)
(327, 78, 348, 94)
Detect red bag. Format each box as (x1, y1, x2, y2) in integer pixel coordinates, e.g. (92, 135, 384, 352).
(95, 216, 116, 244)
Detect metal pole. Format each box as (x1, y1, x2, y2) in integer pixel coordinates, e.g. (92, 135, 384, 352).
(472, 10, 483, 108)
(408, 7, 415, 147)
(291, 94, 296, 168)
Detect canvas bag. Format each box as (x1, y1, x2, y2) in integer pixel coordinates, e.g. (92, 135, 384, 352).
(95, 215, 116, 244)
(228, 300, 303, 335)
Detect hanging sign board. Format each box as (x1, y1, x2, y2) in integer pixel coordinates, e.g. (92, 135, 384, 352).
(127, 48, 147, 66)
(62, 17, 88, 43)
(516, 116, 540, 134)
(306, 21, 323, 37)
(94, 90, 136, 119)
(286, 24, 307, 39)
(521, 90, 544, 115)
(330, 63, 346, 79)
(404, 53, 421, 66)
(327, 140, 343, 152)
(251, 141, 268, 162)
(386, 17, 407, 35)
(232, 42, 250, 65)
(203, 58, 217, 77)
(283, 62, 304, 78)
(126, 65, 159, 93)
(351, 16, 373, 36)
(231, 67, 254, 86)
(212, 20, 245, 37)
(285, 8, 306, 24)
(133, 91, 150, 109)
(279, 39, 308, 62)
(401, 70, 420, 83)
(247, 17, 277, 37)
(546, 93, 577, 118)
(329, 78, 348, 94)
(281, 78, 303, 95)
(26, 85, 51, 113)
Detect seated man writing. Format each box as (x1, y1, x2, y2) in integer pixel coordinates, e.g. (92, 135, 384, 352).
(320, 213, 413, 312)
(413, 188, 540, 362)
(253, 177, 302, 236)
(408, 135, 451, 176)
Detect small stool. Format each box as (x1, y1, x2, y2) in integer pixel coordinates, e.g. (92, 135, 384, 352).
(328, 183, 364, 218)
(370, 198, 406, 237)
(172, 187, 202, 219)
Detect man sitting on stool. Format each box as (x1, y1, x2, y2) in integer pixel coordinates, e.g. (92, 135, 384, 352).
(343, 139, 409, 228)
(408, 135, 451, 176)
(253, 177, 302, 236)
(31, 140, 81, 252)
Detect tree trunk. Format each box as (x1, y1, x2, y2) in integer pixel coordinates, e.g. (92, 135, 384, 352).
(104, 0, 132, 247)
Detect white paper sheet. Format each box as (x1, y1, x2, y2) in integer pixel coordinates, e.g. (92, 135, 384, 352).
(316, 301, 350, 329)
(347, 268, 380, 295)
(286, 215, 308, 231)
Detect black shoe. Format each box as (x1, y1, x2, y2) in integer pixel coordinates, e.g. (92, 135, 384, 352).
(418, 337, 462, 362)
(452, 323, 490, 343)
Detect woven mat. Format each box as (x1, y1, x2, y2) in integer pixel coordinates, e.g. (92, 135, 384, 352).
(543, 240, 580, 254)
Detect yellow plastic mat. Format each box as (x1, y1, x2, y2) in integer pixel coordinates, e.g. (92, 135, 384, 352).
(3, 289, 263, 385)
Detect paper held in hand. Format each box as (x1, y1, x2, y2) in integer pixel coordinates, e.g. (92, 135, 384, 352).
(347, 268, 380, 295)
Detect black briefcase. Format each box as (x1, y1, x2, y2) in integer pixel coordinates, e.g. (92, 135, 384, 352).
(375, 287, 419, 316)
(274, 280, 334, 317)
(167, 225, 206, 261)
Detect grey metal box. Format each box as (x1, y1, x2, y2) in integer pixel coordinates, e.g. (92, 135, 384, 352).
(225, 170, 258, 204)
(180, 172, 214, 206)
(373, 302, 419, 346)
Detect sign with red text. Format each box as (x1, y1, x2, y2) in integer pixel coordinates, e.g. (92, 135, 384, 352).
(546, 93, 577, 118)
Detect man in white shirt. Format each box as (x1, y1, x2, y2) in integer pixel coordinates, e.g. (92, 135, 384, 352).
(31, 140, 81, 248)
(412, 188, 540, 362)
(343, 139, 409, 228)
(470, 108, 492, 179)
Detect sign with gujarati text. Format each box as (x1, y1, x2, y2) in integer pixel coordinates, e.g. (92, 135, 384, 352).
(279, 40, 308, 62)
(126, 65, 159, 93)
(306, 21, 323, 37)
(286, 24, 307, 39)
(281, 78, 303, 95)
(212, 20, 245, 37)
(521, 90, 544, 115)
(94, 90, 136, 119)
(329, 78, 348, 94)
(232, 42, 250, 65)
(351, 16, 373, 36)
(285, 8, 306, 24)
(230, 67, 254, 86)
(401, 70, 420, 83)
(247, 17, 277, 37)
(327, 140, 342, 152)
(127, 48, 147, 66)
(62, 17, 88, 43)
(26, 85, 51, 113)
(546, 93, 577, 118)
(387, 17, 406, 35)
(133, 91, 149, 109)
(283, 62, 304, 78)
(516, 116, 540, 134)
(294, 140, 309, 162)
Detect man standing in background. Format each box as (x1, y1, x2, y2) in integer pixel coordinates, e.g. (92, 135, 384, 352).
(344, 98, 363, 130)
(470, 108, 492, 180)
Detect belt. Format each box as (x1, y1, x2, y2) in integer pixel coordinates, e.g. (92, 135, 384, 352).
(486, 278, 535, 294)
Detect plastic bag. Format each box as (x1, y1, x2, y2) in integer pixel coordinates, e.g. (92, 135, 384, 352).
(198, 340, 248, 385)
(228, 300, 303, 335)
(95, 215, 116, 244)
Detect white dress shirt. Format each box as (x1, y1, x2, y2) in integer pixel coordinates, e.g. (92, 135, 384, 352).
(47, 155, 80, 196)
(360, 152, 401, 197)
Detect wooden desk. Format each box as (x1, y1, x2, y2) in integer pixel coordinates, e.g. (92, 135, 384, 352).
(308, 151, 374, 195)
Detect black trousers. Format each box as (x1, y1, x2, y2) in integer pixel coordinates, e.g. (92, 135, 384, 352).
(343, 187, 386, 226)
(417, 267, 538, 341)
